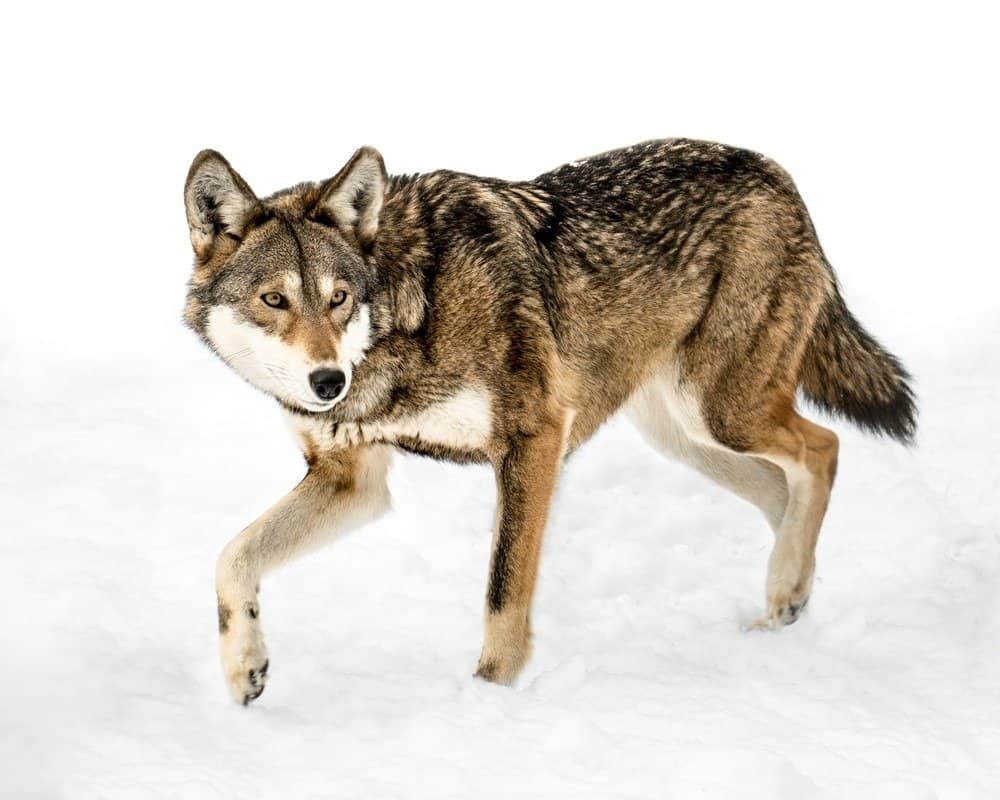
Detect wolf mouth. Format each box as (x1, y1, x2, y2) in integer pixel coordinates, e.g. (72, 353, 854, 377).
(290, 396, 341, 414)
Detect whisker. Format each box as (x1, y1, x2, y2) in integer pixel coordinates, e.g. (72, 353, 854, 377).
(263, 365, 304, 396)
(221, 347, 253, 364)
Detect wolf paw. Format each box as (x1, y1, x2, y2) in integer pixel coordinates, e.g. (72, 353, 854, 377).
(475, 609, 532, 685)
(746, 594, 810, 631)
(474, 658, 518, 686)
(219, 608, 270, 705)
(473, 646, 529, 686)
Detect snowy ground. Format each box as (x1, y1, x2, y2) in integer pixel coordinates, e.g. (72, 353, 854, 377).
(2, 318, 998, 798)
(2, 4, 998, 797)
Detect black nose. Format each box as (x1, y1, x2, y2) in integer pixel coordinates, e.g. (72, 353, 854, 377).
(309, 368, 346, 401)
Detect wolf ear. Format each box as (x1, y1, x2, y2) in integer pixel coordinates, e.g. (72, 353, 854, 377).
(184, 150, 260, 259)
(312, 147, 387, 249)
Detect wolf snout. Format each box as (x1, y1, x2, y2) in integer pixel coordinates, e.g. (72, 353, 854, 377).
(309, 368, 346, 401)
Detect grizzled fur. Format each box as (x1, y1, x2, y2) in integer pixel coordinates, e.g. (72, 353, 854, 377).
(184, 139, 916, 704)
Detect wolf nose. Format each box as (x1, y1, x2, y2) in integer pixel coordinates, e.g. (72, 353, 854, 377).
(309, 368, 346, 401)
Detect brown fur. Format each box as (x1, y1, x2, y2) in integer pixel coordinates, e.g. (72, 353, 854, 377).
(183, 139, 916, 702)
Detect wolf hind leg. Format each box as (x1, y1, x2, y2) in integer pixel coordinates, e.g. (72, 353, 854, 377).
(627, 376, 789, 532)
(742, 413, 838, 628)
(628, 368, 838, 628)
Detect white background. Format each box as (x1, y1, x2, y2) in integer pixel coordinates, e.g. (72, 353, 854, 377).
(1, 2, 997, 798)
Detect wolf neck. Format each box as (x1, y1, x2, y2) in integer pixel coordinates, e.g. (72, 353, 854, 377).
(363, 174, 439, 339)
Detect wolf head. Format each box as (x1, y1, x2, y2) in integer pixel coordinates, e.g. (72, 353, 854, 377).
(183, 147, 389, 413)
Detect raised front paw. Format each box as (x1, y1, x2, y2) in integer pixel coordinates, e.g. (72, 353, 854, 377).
(218, 598, 270, 705)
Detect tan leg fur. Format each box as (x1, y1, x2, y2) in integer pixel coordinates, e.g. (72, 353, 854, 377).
(215, 446, 390, 703)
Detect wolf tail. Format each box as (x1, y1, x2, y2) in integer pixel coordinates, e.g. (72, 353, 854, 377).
(799, 288, 917, 444)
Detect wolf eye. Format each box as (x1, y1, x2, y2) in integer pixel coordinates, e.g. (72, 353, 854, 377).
(330, 289, 349, 308)
(261, 292, 287, 309)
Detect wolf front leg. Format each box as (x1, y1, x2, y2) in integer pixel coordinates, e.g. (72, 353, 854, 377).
(215, 445, 391, 704)
(476, 412, 569, 685)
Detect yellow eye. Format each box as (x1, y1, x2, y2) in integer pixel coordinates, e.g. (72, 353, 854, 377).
(261, 292, 286, 309)
(330, 289, 349, 308)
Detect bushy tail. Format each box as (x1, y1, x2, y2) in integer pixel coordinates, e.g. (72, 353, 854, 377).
(800, 289, 917, 444)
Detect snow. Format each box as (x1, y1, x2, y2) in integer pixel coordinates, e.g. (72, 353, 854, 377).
(2, 3, 999, 798)
(2, 321, 998, 797)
